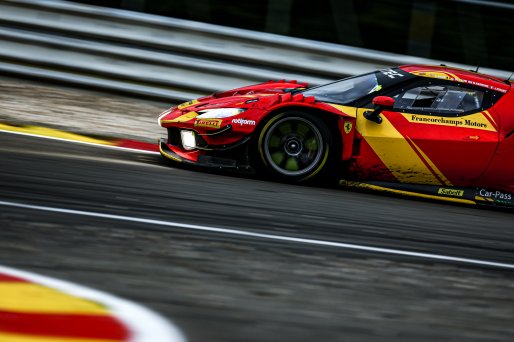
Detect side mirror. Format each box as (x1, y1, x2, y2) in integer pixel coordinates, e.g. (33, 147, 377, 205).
(364, 96, 395, 124)
(372, 96, 395, 108)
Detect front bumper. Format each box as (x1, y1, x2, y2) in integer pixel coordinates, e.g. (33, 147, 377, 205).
(159, 138, 253, 170)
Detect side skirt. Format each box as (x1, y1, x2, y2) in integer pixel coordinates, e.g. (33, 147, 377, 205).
(339, 180, 514, 208)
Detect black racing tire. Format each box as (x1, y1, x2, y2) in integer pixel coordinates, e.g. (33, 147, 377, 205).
(255, 111, 335, 183)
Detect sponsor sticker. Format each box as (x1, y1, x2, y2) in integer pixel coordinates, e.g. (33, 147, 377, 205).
(411, 71, 508, 93)
(411, 71, 461, 82)
(344, 121, 353, 134)
(231, 118, 256, 126)
(405, 114, 495, 131)
(461, 80, 508, 93)
(438, 188, 464, 197)
(477, 189, 512, 202)
(194, 119, 222, 129)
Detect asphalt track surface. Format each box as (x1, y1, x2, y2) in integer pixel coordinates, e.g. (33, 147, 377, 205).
(1, 132, 514, 342)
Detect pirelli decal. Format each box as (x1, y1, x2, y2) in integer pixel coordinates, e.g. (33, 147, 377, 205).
(194, 118, 222, 129)
(403, 111, 497, 132)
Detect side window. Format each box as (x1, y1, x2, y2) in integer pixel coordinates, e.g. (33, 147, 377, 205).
(393, 85, 484, 115)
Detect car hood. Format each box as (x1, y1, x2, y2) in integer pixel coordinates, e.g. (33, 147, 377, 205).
(159, 80, 309, 122)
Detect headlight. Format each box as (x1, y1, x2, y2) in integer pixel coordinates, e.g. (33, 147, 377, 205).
(180, 130, 196, 150)
(197, 108, 245, 119)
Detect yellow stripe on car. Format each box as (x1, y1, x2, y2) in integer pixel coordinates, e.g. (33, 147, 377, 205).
(160, 111, 199, 124)
(482, 110, 497, 128)
(356, 109, 445, 185)
(405, 137, 452, 186)
(326, 104, 357, 118)
(158, 141, 182, 162)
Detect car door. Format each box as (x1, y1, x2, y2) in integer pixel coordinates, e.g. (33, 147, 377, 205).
(352, 81, 499, 187)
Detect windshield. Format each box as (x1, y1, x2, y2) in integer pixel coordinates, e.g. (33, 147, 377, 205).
(302, 73, 381, 105)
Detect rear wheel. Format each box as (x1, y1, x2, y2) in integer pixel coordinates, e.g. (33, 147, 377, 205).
(256, 111, 333, 182)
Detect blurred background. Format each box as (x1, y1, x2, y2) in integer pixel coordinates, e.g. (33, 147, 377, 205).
(0, 0, 513, 106)
(73, 0, 513, 71)
(1, 0, 512, 154)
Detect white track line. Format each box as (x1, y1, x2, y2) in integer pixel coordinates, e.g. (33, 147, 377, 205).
(0, 264, 185, 342)
(1, 200, 514, 270)
(0, 129, 160, 155)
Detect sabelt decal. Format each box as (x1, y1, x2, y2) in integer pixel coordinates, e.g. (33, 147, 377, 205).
(194, 119, 222, 129)
(403, 112, 497, 132)
(438, 188, 464, 197)
(177, 99, 199, 110)
(340, 180, 475, 205)
(232, 118, 256, 126)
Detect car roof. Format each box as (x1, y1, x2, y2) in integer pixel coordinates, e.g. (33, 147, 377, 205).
(399, 64, 510, 93)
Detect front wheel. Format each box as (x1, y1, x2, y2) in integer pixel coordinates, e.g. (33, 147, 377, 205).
(256, 111, 333, 182)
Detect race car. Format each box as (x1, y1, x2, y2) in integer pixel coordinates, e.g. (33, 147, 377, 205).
(158, 65, 514, 208)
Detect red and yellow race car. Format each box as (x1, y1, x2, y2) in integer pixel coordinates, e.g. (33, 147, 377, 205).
(158, 65, 514, 208)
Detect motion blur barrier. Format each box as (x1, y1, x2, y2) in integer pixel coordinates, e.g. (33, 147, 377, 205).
(74, 0, 514, 72)
(0, 0, 509, 102)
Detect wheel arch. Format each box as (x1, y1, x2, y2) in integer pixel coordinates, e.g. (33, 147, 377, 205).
(250, 104, 343, 183)
(253, 105, 342, 144)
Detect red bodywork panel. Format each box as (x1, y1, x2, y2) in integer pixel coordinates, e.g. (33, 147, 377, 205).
(159, 65, 514, 195)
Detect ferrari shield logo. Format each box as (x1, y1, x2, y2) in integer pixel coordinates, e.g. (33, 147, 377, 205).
(344, 121, 353, 134)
